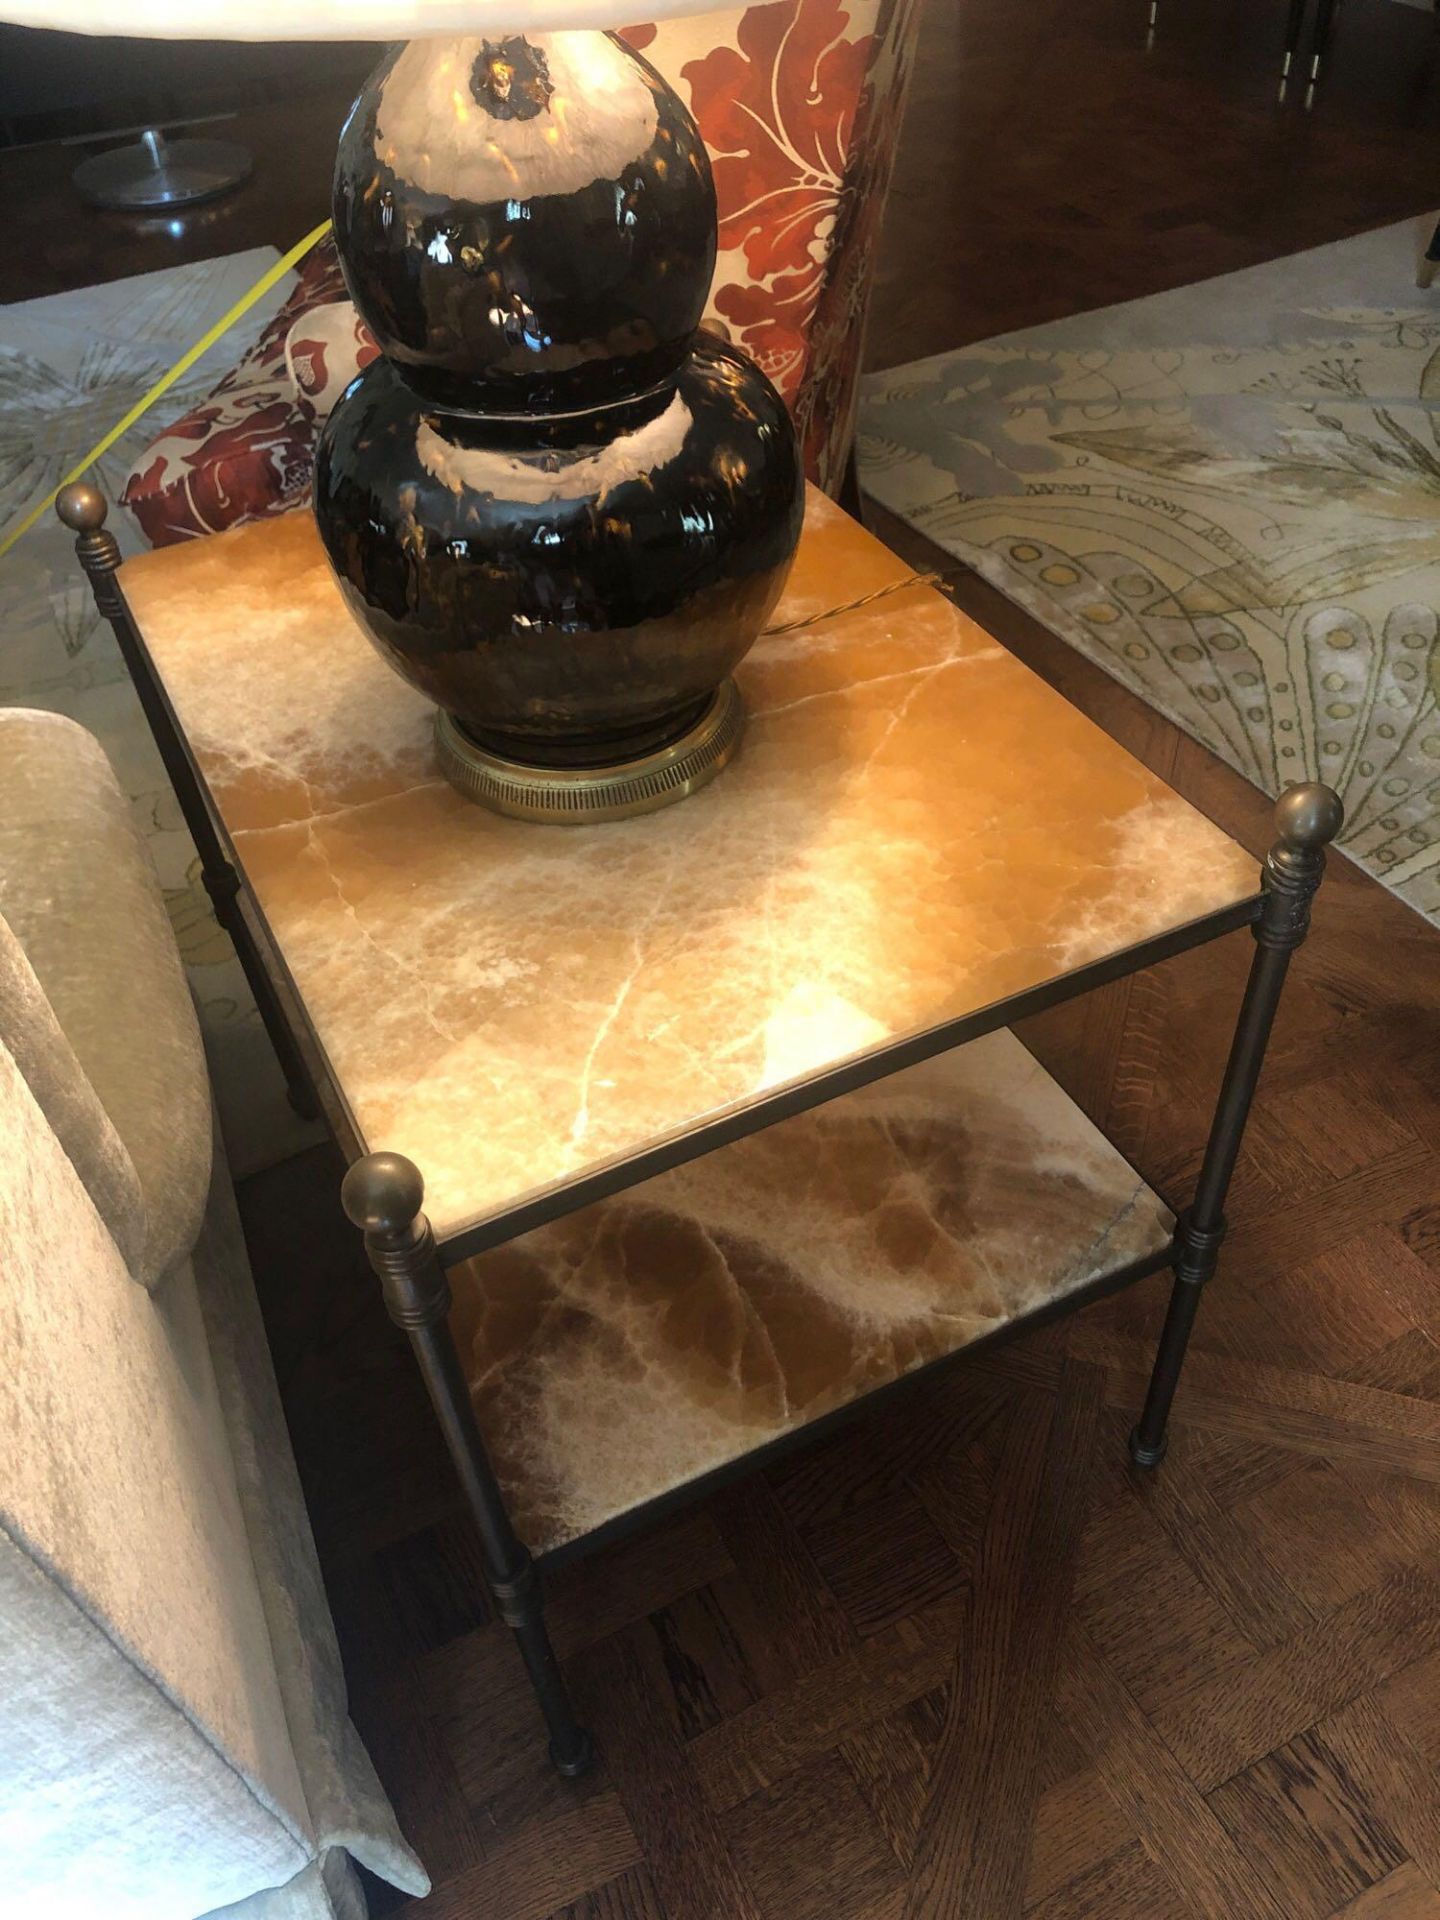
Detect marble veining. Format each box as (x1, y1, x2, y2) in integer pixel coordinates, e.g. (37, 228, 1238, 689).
(120, 487, 1258, 1238)
(447, 1030, 1173, 1553)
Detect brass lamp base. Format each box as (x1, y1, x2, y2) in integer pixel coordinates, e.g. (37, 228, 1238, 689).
(434, 680, 745, 824)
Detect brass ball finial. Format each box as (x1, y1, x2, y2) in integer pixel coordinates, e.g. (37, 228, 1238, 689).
(55, 482, 108, 533)
(342, 1151, 425, 1236)
(1274, 782, 1343, 852)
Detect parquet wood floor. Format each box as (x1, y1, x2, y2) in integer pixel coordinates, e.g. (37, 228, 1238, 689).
(241, 534, 1440, 1916)
(196, 0, 1440, 1913)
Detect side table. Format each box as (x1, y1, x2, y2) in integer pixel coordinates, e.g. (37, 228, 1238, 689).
(61, 481, 1339, 1777)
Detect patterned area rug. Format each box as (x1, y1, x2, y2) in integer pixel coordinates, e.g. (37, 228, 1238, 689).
(0, 251, 315, 1174)
(859, 218, 1440, 927)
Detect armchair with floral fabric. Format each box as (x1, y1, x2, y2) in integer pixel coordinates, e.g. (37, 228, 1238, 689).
(122, 0, 923, 547)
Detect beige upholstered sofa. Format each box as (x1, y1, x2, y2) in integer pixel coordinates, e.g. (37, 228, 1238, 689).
(0, 708, 428, 1920)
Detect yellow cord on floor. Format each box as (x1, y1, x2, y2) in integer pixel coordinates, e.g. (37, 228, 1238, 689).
(0, 217, 333, 563)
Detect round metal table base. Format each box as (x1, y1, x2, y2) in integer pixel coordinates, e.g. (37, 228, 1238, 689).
(73, 134, 253, 211)
(434, 680, 745, 824)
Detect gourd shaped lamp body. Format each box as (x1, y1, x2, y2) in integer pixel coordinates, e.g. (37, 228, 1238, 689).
(312, 30, 805, 767)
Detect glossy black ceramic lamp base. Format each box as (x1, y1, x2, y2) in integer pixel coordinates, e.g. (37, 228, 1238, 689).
(313, 30, 804, 821)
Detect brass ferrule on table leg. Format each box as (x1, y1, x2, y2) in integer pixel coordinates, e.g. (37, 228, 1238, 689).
(1171, 1213, 1228, 1289)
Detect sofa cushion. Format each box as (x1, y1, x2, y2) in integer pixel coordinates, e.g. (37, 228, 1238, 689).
(285, 299, 381, 421)
(0, 1540, 310, 1920)
(0, 710, 211, 1287)
(0, 1032, 311, 1919)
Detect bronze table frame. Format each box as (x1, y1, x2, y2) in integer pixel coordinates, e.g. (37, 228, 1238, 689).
(61, 482, 1342, 1780)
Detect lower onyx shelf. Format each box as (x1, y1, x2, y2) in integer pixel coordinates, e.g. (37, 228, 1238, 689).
(447, 1029, 1173, 1557)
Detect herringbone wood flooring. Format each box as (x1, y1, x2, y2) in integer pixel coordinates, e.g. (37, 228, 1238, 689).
(225, 3, 1440, 1915)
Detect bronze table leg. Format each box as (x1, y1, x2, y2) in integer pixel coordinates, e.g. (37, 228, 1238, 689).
(57, 483, 320, 1121)
(1130, 782, 1343, 1468)
(342, 1151, 594, 1777)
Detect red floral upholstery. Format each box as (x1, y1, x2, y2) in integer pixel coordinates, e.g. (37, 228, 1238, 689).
(123, 245, 349, 547)
(123, 0, 922, 547)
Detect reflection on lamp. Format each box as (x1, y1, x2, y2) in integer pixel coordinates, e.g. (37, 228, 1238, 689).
(6, 0, 806, 822)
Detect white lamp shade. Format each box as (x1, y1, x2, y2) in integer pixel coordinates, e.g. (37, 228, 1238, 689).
(0, 0, 717, 38)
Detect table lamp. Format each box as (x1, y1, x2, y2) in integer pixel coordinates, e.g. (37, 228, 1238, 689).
(10, 1, 806, 822)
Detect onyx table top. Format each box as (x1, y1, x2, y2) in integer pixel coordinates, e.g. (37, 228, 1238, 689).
(121, 488, 1257, 1246)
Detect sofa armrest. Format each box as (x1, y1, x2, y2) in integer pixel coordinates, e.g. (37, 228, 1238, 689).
(0, 912, 145, 1272)
(0, 710, 211, 1287)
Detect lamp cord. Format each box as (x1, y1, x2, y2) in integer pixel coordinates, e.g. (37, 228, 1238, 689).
(760, 569, 954, 636)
